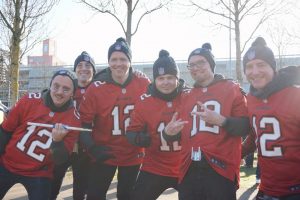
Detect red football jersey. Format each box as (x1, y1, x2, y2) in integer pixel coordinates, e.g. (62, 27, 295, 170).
(0, 92, 80, 178)
(247, 86, 300, 197)
(80, 74, 150, 166)
(178, 80, 247, 183)
(127, 93, 182, 177)
(73, 86, 88, 109)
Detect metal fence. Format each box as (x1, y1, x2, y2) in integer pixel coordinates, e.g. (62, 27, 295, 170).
(1, 55, 299, 107)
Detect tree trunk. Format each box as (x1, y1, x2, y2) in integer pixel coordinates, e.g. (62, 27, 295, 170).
(126, 0, 132, 45)
(234, 20, 243, 85)
(10, 0, 22, 105)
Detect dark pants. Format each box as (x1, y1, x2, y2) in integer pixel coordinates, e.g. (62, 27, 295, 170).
(256, 190, 300, 200)
(51, 149, 90, 200)
(132, 170, 178, 200)
(256, 163, 261, 180)
(245, 153, 254, 167)
(179, 159, 237, 200)
(0, 165, 51, 200)
(86, 162, 140, 200)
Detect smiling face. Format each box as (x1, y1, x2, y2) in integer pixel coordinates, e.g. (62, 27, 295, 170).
(108, 51, 131, 84)
(155, 74, 178, 94)
(187, 55, 214, 86)
(50, 75, 74, 107)
(75, 61, 94, 87)
(244, 59, 275, 91)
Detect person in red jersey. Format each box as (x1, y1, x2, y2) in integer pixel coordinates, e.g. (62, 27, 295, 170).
(163, 43, 249, 200)
(79, 37, 150, 200)
(126, 49, 188, 200)
(51, 51, 96, 200)
(0, 69, 80, 200)
(242, 37, 300, 200)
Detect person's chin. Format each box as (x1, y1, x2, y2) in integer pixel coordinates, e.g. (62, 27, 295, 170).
(53, 100, 65, 107)
(252, 82, 265, 90)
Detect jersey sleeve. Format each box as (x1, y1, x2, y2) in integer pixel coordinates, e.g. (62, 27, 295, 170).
(231, 83, 248, 117)
(1, 94, 30, 132)
(79, 82, 100, 124)
(127, 97, 146, 132)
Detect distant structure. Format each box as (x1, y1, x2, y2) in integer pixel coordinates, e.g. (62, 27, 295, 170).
(27, 39, 65, 66)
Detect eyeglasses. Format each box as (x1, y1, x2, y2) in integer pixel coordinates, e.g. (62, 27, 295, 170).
(186, 60, 208, 70)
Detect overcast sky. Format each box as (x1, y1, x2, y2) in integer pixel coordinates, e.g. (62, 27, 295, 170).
(27, 0, 300, 65)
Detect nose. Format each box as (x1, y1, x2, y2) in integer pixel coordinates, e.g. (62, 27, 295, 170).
(251, 65, 260, 75)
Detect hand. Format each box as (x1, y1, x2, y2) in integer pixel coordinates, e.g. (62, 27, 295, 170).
(89, 145, 115, 163)
(52, 123, 69, 142)
(191, 101, 226, 126)
(164, 112, 188, 136)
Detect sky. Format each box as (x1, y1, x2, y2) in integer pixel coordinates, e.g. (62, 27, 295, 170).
(27, 0, 300, 66)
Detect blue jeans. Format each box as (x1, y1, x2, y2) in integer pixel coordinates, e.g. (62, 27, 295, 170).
(0, 165, 51, 200)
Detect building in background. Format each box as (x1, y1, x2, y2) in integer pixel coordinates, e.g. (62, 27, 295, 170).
(0, 38, 300, 107)
(27, 39, 65, 67)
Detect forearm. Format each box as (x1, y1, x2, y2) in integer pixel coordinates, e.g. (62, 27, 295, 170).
(126, 131, 151, 147)
(79, 122, 94, 149)
(222, 117, 250, 136)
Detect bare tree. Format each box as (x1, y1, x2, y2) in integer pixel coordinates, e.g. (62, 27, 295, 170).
(267, 19, 300, 69)
(188, 0, 293, 84)
(78, 0, 173, 45)
(0, 0, 58, 105)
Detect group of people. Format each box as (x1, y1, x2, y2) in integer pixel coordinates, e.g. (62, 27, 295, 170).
(0, 36, 299, 200)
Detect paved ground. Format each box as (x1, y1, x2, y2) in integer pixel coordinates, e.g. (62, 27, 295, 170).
(2, 171, 259, 200)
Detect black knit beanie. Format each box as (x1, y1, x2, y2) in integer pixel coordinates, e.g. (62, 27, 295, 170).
(74, 51, 96, 74)
(188, 43, 216, 72)
(50, 69, 76, 92)
(108, 37, 132, 62)
(243, 37, 276, 72)
(153, 50, 179, 80)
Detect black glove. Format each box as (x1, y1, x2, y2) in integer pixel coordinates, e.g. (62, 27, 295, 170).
(126, 131, 151, 147)
(89, 145, 115, 164)
(135, 132, 151, 147)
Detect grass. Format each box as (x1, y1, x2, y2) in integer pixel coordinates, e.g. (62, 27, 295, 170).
(240, 165, 257, 187)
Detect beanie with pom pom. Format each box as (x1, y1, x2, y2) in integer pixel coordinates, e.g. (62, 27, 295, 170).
(74, 51, 96, 74)
(188, 43, 216, 72)
(153, 49, 179, 80)
(108, 37, 132, 62)
(243, 37, 276, 72)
